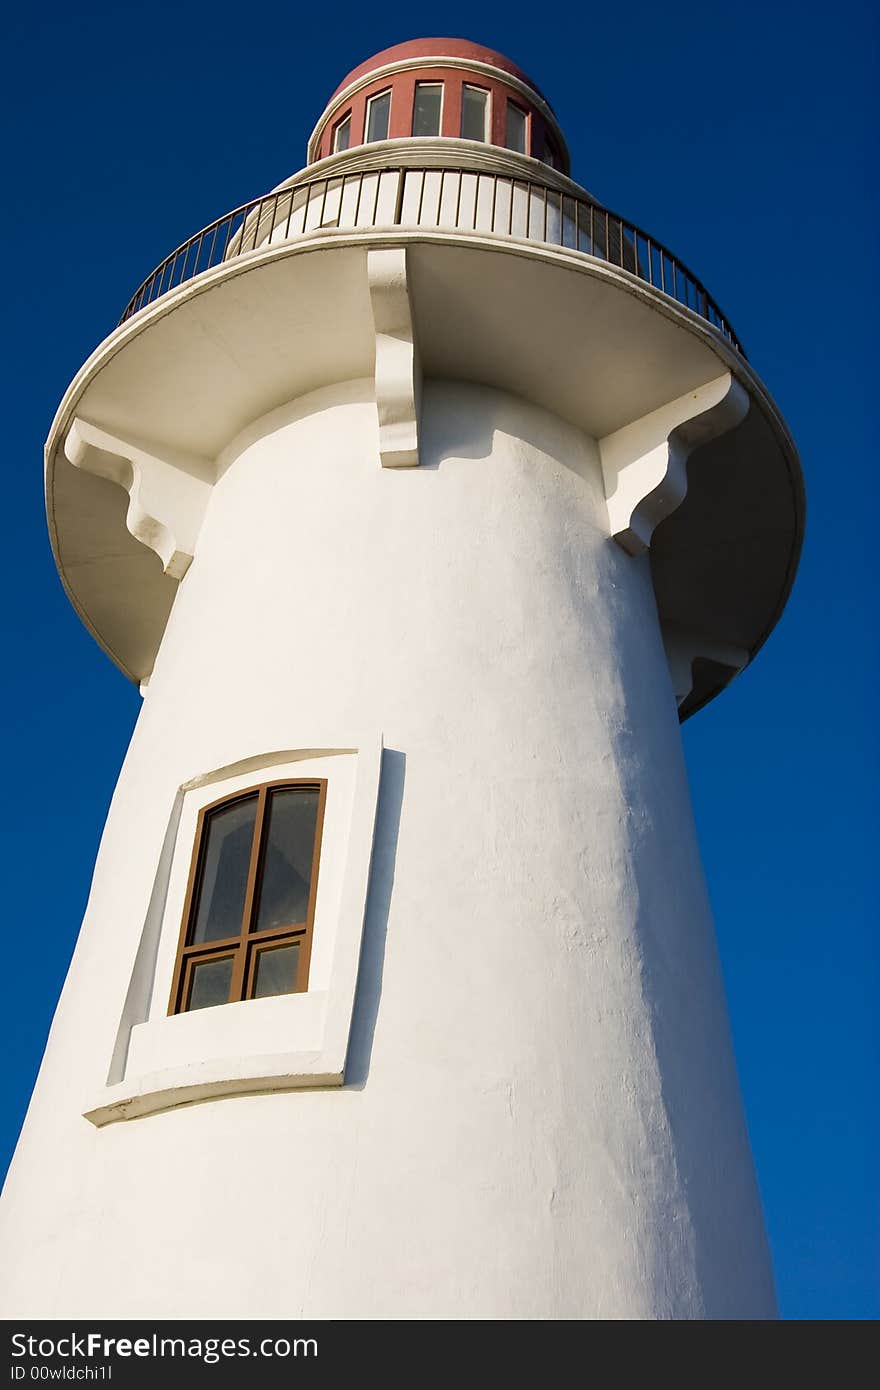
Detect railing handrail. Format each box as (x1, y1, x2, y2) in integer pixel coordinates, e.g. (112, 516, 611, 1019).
(118, 166, 744, 356)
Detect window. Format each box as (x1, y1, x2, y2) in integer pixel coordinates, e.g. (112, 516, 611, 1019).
(505, 100, 528, 154)
(460, 85, 489, 142)
(412, 82, 443, 136)
(168, 780, 327, 1014)
(541, 136, 560, 169)
(333, 112, 352, 152)
(365, 89, 391, 143)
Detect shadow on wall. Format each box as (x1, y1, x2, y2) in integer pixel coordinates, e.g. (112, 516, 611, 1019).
(344, 747, 406, 1088)
(610, 616, 779, 1318)
(418, 380, 599, 495)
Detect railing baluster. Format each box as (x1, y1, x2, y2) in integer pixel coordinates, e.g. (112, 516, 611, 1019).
(116, 166, 744, 353)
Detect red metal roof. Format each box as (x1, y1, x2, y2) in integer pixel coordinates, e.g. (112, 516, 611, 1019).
(329, 38, 549, 104)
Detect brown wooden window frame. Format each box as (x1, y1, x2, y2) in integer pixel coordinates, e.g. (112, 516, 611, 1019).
(168, 778, 328, 1016)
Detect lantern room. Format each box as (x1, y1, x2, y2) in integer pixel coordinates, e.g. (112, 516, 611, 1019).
(307, 37, 570, 173)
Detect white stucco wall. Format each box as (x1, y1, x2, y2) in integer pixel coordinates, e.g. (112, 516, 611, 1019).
(0, 378, 775, 1319)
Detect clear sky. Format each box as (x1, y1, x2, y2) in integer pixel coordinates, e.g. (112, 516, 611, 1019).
(2, 0, 876, 1320)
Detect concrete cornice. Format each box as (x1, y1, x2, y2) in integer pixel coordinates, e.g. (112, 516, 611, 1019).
(306, 55, 569, 165)
(272, 138, 595, 204)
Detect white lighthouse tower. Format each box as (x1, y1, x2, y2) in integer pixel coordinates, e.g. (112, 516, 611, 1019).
(0, 39, 802, 1320)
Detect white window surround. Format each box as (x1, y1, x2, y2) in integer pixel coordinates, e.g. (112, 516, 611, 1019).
(412, 81, 444, 137)
(365, 88, 392, 143)
(505, 100, 528, 155)
(333, 112, 352, 152)
(460, 84, 490, 143)
(84, 738, 383, 1126)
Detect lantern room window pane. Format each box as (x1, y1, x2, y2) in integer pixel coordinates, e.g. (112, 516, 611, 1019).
(461, 86, 489, 142)
(190, 795, 258, 944)
(253, 787, 320, 933)
(333, 113, 351, 152)
(253, 942, 302, 999)
(505, 101, 527, 154)
(187, 956, 234, 1011)
(366, 90, 391, 143)
(413, 83, 443, 137)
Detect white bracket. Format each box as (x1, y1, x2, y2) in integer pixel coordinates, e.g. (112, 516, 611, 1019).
(367, 247, 421, 468)
(662, 625, 749, 707)
(599, 373, 749, 555)
(64, 418, 213, 580)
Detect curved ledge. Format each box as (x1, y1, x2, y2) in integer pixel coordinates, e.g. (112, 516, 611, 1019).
(119, 159, 741, 353)
(84, 1006, 341, 1127)
(286, 139, 585, 201)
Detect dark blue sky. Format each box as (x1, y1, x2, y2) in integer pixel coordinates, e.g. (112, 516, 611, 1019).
(2, 0, 876, 1319)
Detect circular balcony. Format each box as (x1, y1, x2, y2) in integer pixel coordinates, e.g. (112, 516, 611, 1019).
(48, 142, 801, 707)
(119, 147, 743, 356)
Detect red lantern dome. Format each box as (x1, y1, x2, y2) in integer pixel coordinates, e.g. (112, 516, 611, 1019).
(308, 37, 569, 174)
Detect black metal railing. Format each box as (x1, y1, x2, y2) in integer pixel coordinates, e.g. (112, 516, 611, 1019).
(119, 166, 743, 354)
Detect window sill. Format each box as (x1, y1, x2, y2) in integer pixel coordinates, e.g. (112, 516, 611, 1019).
(84, 990, 338, 1125)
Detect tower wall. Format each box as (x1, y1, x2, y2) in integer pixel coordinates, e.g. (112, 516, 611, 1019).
(0, 379, 775, 1318)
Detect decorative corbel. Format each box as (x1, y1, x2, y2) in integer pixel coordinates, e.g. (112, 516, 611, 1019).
(662, 625, 749, 708)
(599, 373, 749, 555)
(367, 247, 421, 467)
(64, 418, 213, 580)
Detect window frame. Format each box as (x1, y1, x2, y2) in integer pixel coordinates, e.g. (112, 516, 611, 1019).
(168, 778, 328, 1015)
(505, 99, 529, 155)
(412, 81, 444, 137)
(332, 111, 352, 153)
(365, 88, 392, 144)
(541, 134, 560, 169)
(460, 83, 491, 142)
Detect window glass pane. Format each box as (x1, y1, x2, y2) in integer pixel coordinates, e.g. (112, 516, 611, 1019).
(461, 86, 488, 142)
(253, 941, 302, 999)
(506, 102, 527, 154)
(413, 83, 442, 137)
(187, 956, 233, 1011)
(253, 787, 320, 932)
(366, 91, 391, 143)
(333, 113, 351, 152)
(191, 796, 257, 944)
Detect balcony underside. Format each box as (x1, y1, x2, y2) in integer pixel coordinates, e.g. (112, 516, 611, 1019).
(45, 230, 803, 715)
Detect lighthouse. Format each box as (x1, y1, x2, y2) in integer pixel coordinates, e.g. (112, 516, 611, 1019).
(0, 38, 803, 1319)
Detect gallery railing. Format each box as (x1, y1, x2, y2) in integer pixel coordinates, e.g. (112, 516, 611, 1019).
(119, 165, 743, 354)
